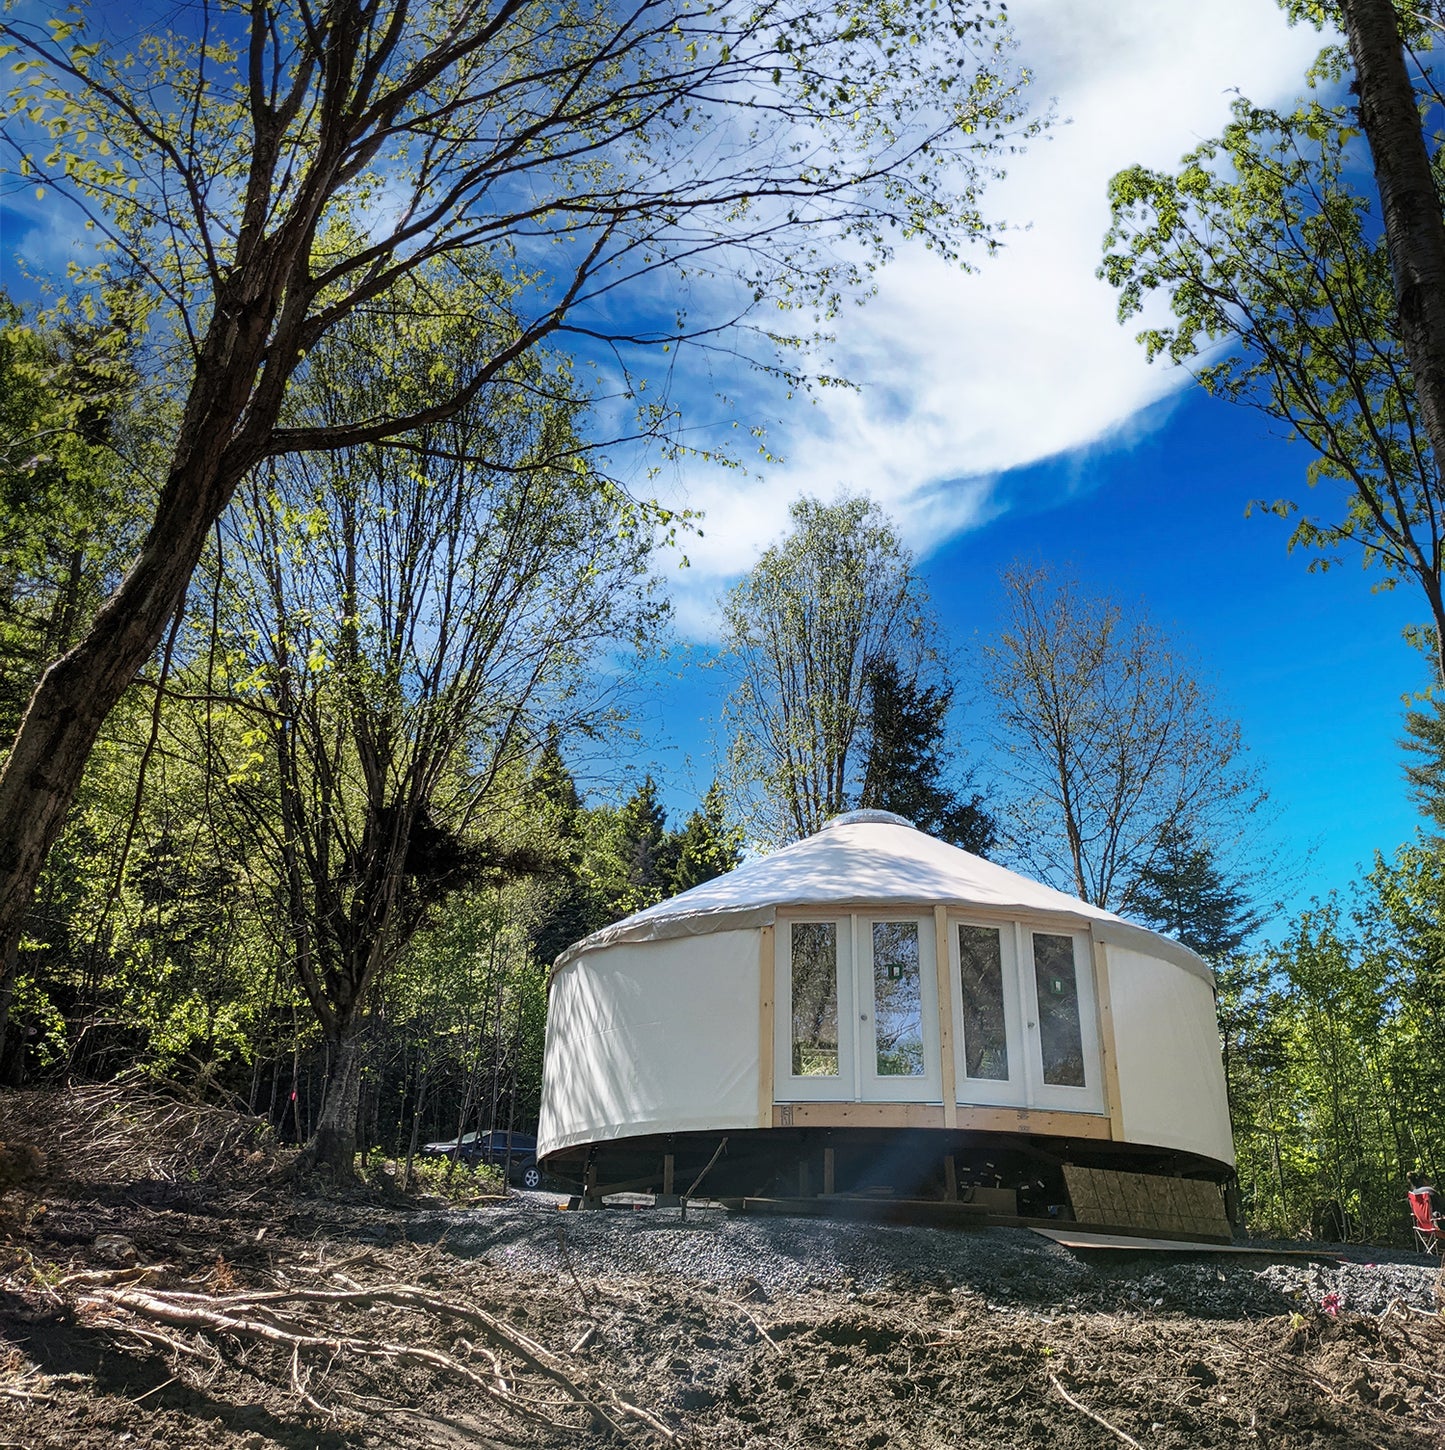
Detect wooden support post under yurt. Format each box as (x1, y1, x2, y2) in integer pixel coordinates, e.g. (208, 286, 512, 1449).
(536, 811, 1236, 1240)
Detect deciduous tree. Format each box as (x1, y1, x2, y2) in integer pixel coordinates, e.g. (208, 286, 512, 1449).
(0, 0, 1040, 1031)
(1220, 846, 1445, 1240)
(981, 563, 1264, 914)
(1102, 4, 1445, 687)
(1328, 0, 1445, 524)
(0, 293, 146, 737)
(211, 296, 664, 1171)
(721, 495, 937, 843)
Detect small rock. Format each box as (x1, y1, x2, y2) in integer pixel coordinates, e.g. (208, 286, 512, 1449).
(735, 1275, 769, 1303)
(95, 1233, 139, 1264)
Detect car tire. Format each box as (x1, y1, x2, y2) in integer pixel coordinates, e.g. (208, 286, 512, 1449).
(521, 1165, 542, 1190)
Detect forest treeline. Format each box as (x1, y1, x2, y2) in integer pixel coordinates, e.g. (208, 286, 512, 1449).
(4, 284, 1445, 1240)
(1216, 846, 1445, 1242)
(3, 0, 1445, 1248)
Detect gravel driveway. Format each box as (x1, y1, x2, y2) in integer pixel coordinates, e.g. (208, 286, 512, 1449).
(424, 1192, 1443, 1320)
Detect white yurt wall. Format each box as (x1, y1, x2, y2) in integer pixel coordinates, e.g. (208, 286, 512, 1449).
(1106, 944, 1233, 1164)
(539, 927, 762, 1155)
(538, 812, 1236, 1177)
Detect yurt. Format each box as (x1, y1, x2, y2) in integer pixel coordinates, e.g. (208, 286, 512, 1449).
(537, 810, 1236, 1236)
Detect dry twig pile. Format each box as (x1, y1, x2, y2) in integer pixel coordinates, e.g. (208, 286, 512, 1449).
(0, 1077, 274, 1185)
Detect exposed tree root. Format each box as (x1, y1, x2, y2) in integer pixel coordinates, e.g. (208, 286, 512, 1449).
(75, 1278, 672, 1441)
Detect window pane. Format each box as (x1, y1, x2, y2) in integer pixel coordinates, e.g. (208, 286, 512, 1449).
(791, 922, 839, 1076)
(873, 920, 924, 1077)
(958, 924, 1008, 1081)
(1033, 933, 1086, 1087)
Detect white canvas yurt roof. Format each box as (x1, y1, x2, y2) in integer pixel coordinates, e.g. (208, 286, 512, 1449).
(555, 809, 1210, 983)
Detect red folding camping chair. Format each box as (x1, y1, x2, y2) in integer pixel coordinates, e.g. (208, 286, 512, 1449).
(1408, 1187, 1445, 1256)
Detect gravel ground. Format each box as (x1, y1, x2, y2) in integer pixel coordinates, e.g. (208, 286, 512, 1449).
(6, 1180, 1444, 1449)
(420, 1192, 1443, 1321)
(4, 1082, 1443, 1450)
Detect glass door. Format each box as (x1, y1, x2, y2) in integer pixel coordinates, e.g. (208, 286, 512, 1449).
(775, 917, 855, 1101)
(949, 919, 1027, 1107)
(1020, 929, 1104, 1113)
(859, 915, 941, 1102)
(949, 920, 1105, 1115)
(775, 913, 940, 1102)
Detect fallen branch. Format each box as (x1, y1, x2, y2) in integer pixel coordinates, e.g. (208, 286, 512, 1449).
(1379, 1295, 1440, 1322)
(56, 1265, 165, 1289)
(98, 1285, 530, 1399)
(130, 1375, 178, 1405)
(1048, 1371, 1142, 1449)
(289, 1343, 330, 1418)
(89, 1317, 221, 1362)
(188, 1282, 600, 1392)
(724, 1299, 782, 1356)
(611, 1395, 678, 1442)
(0, 1382, 54, 1404)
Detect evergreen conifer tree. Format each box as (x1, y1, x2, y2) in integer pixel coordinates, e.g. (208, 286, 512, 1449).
(523, 734, 597, 966)
(608, 776, 673, 917)
(858, 655, 996, 856)
(669, 782, 745, 893)
(1128, 823, 1262, 960)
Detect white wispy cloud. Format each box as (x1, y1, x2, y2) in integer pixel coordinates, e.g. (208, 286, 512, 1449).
(658, 0, 1327, 638)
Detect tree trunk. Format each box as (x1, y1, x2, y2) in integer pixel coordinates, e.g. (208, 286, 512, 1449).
(0, 105, 318, 1036)
(0, 940, 15, 1069)
(0, 399, 259, 1036)
(1341, 0, 1445, 680)
(305, 1031, 366, 1176)
(403, 1060, 430, 1191)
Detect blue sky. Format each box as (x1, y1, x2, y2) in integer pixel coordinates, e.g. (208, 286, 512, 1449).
(617, 1, 1428, 932)
(929, 389, 1425, 922)
(630, 379, 1427, 934)
(1, 0, 1425, 933)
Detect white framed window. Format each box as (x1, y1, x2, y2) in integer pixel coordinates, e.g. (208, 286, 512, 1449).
(948, 919, 1104, 1115)
(1020, 928, 1103, 1113)
(775, 910, 1103, 1115)
(775, 912, 940, 1103)
(859, 914, 941, 1102)
(775, 916, 854, 1101)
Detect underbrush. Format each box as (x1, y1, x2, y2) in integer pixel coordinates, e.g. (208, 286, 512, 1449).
(357, 1146, 505, 1202)
(0, 1080, 513, 1206)
(0, 1074, 278, 1185)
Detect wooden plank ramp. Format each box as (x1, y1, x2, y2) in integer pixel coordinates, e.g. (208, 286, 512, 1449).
(1031, 1227, 1344, 1258)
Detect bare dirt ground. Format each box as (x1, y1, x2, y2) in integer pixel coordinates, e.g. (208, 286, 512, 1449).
(2, 1086, 1443, 1450)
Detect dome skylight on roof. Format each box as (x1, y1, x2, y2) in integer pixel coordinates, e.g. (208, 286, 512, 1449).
(820, 810, 916, 831)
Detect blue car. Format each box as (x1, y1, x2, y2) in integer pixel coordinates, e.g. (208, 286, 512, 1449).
(458, 1130, 543, 1189)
